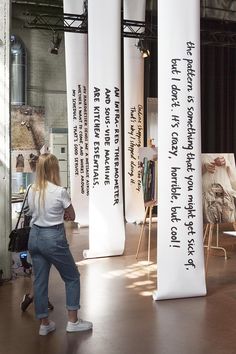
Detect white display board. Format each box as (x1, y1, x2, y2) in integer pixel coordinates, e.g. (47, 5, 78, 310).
(123, 0, 146, 223)
(63, 0, 89, 226)
(154, 0, 206, 300)
(84, 0, 125, 258)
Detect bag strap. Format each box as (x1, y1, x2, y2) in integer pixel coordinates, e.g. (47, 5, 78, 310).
(14, 184, 32, 230)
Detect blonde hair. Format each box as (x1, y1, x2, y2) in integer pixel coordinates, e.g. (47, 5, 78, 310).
(33, 153, 61, 206)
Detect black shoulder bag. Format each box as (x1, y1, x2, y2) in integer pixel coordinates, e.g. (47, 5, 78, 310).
(8, 185, 31, 252)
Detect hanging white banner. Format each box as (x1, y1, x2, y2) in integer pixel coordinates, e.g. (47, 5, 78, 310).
(124, 0, 145, 223)
(154, 0, 206, 300)
(84, 0, 125, 258)
(0, 0, 11, 278)
(63, 0, 89, 226)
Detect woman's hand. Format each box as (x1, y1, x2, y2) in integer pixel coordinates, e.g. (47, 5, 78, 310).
(64, 204, 75, 221)
(64, 210, 72, 221)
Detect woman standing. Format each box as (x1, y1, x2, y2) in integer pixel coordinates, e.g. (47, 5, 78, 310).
(27, 153, 92, 335)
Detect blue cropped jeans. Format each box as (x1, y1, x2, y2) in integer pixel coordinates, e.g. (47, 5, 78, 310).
(28, 223, 80, 319)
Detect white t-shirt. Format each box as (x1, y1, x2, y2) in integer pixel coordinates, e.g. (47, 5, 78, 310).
(27, 181, 71, 227)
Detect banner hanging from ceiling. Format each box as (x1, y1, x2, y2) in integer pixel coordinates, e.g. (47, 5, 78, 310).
(84, 0, 125, 258)
(154, 0, 206, 300)
(0, 0, 11, 278)
(123, 0, 145, 223)
(63, 0, 89, 226)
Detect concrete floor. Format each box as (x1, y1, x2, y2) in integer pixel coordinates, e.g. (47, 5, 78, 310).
(1, 222, 236, 354)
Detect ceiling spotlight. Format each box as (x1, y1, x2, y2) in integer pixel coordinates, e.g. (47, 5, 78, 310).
(50, 32, 62, 55)
(136, 39, 150, 58)
(141, 48, 150, 58)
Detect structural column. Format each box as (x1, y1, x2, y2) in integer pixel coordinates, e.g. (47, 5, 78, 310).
(0, 0, 11, 279)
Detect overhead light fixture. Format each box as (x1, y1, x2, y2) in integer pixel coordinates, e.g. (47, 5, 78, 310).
(136, 39, 150, 58)
(50, 32, 62, 55)
(142, 48, 150, 58)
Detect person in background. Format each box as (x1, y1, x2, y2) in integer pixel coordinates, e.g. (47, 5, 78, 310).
(202, 153, 236, 224)
(202, 154, 236, 192)
(27, 153, 92, 335)
(21, 153, 54, 312)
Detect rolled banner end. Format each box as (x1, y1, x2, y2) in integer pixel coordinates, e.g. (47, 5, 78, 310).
(83, 248, 124, 259)
(77, 222, 89, 228)
(152, 288, 207, 301)
(152, 290, 158, 301)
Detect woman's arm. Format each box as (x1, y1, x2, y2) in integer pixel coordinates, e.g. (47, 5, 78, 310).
(64, 204, 75, 221)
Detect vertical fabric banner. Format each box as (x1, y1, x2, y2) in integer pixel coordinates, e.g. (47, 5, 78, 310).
(63, 0, 89, 226)
(124, 0, 145, 223)
(84, 0, 125, 258)
(154, 0, 206, 300)
(0, 0, 11, 278)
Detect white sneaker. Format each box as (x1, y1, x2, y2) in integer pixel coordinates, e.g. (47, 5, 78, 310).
(39, 320, 56, 336)
(66, 319, 93, 332)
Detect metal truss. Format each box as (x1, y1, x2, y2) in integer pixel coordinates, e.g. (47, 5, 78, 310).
(201, 30, 236, 47)
(201, 18, 236, 48)
(21, 7, 236, 47)
(24, 12, 88, 33)
(122, 19, 157, 40)
(24, 12, 157, 40)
